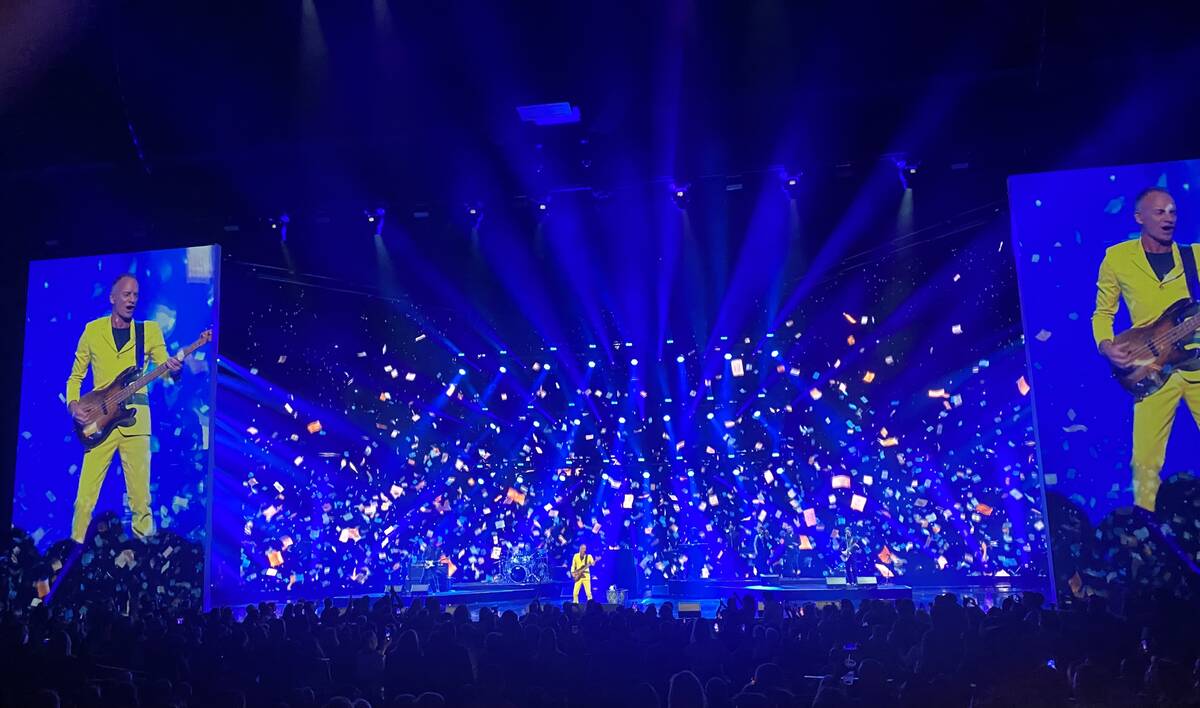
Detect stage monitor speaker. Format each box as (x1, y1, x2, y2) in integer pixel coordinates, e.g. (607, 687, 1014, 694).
(825, 577, 848, 586)
(679, 602, 702, 618)
(857, 576, 878, 586)
(410, 583, 431, 594)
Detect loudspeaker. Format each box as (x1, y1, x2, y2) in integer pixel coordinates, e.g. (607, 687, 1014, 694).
(857, 576, 878, 586)
(410, 583, 430, 594)
(679, 602, 702, 618)
(825, 577, 848, 586)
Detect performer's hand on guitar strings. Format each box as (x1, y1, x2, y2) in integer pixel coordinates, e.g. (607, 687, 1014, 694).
(1100, 339, 1136, 368)
(68, 401, 90, 425)
(166, 351, 185, 372)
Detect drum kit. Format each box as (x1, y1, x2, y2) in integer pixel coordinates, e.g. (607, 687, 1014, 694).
(500, 547, 549, 584)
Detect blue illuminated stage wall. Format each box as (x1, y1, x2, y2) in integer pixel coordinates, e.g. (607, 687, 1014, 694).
(1010, 160, 1200, 598)
(210, 220, 1051, 606)
(13, 247, 219, 563)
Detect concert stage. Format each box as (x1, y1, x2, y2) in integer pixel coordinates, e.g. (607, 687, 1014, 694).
(391, 578, 912, 611)
(402, 581, 563, 607)
(665, 578, 913, 603)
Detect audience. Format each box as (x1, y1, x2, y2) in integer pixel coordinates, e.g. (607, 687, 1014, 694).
(3, 586, 1200, 707)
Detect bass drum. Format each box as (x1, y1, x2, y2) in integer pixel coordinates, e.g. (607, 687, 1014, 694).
(507, 563, 529, 584)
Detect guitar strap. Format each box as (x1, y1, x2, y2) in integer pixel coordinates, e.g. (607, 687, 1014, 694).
(1180, 244, 1200, 303)
(135, 320, 146, 374)
(1177, 245, 1200, 369)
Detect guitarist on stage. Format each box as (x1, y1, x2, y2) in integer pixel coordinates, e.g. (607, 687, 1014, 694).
(65, 274, 184, 543)
(1093, 187, 1200, 512)
(570, 543, 595, 603)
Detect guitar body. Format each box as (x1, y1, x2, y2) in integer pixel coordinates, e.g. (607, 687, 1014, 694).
(571, 557, 596, 581)
(1113, 298, 1200, 400)
(68, 328, 212, 451)
(73, 366, 141, 450)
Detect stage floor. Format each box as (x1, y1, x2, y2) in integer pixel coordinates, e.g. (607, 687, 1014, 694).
(667, 577, 912, 602)
(380, 576, 1049, 619)
(400, 577, 913, 612)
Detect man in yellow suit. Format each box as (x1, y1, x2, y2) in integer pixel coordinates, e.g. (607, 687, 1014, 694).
(1093, 187, 1200, 512)
(570, 543, 595, 603)
(66, 274, 183, 543)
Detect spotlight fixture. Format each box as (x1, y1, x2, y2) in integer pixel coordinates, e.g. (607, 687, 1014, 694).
(467, 203, 483, 227)
(268, 213, 290, 241)
(366, 207, 386, 236)
(781, 172, 803, 198)
(893, 158, 921, 190)
(671, 184, 690, 210)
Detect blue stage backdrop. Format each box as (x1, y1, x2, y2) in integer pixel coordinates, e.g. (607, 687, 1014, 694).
(1009, 160, 1200, 597)
(13, 246, 220, 555)
(210, 218, 1050, 606)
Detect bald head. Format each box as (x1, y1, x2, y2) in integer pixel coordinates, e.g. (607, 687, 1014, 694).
(1134, 188, 1177, 245)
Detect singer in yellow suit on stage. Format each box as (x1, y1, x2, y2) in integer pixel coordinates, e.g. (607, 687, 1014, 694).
(65, 274, 183, 543)
(1092, 188, 1200, 512)
(570, 543, 596, 603)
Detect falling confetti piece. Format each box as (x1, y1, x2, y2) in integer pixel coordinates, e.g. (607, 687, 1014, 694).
(1017, 376, 1031, 395)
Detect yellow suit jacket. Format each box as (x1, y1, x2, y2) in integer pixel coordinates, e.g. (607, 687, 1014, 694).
(1092, 238, 1200, 381)
(571, 553, 595, 579)
(65, 316, 172, 437)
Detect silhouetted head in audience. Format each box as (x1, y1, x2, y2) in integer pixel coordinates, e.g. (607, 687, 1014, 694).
(627, 681, 661, 708)
(668, 670, 706, 708)
(705, 676, 731, 708)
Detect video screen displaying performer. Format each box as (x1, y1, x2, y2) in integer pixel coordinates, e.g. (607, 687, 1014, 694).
(12, 246, 219, 603)
(1009, 161, 1200, 599)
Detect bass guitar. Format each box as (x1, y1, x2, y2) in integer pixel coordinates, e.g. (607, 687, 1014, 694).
(1110, 298, 1200, 400)
(421, 554, 458, 577)
(72, 329, 212, 450)
(570, 555, 598, 581)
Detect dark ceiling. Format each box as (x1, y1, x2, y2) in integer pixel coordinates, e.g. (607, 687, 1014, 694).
(4, 0, 1200, 259)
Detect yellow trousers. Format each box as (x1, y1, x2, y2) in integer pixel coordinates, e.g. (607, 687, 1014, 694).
(572, 576, 592, 603)
(1132, 374, 1200, 511)
(71, 432, 153, 542)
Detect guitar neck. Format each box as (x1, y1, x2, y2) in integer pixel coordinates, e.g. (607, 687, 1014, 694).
(1162, 314, 1200, 346)
(114, 337, 205, 405)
